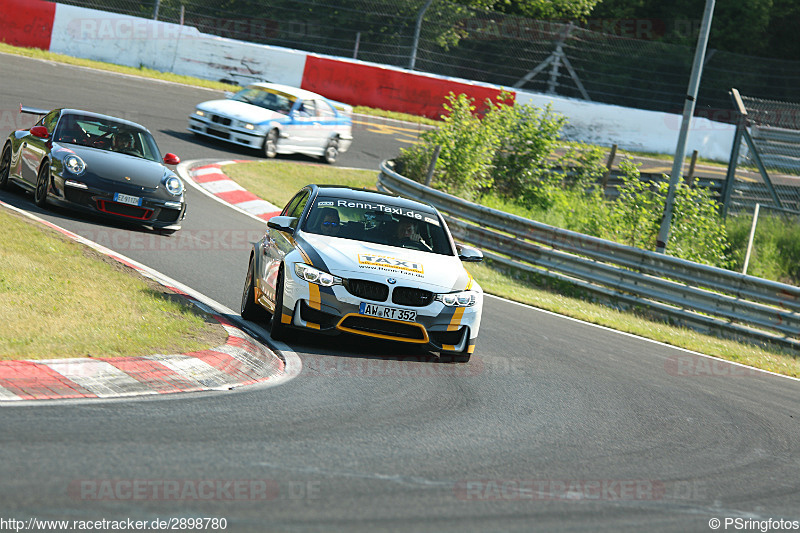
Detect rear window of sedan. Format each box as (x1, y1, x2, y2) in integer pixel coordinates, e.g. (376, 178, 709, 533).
(303, 197, 454, 256)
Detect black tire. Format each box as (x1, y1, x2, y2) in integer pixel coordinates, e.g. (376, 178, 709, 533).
(241, 255, 268, 323)
(269, 267, 292, 341)
(323, 136, 339, 165)
(34, 163, 50, 208)
(0, 144, 10, 190)
(263, 129, 278, 159)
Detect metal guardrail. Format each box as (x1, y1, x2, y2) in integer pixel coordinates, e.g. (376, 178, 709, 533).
(378, 160, 800, 351)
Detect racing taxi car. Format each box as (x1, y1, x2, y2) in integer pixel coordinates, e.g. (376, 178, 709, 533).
(0, 107, 186, 233)
(241, 185, 484, 362)
(188, 82, 353, 164)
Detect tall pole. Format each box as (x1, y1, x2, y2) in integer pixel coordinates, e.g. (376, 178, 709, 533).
(655, 0, 715, 253)
(409, 0, 433, 70)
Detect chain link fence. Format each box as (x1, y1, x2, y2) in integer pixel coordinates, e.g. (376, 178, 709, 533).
(56, 0, 800, 117)
(722, 92, 800, 215)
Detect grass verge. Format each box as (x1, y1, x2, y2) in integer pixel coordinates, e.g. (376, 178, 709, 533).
(0, 208, 228, 360)
(223, 160, 800, 378)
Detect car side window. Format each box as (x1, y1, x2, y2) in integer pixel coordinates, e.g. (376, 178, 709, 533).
(281, 191, 305, 217)
(296, 100, 316, 118)
(281, 190, 310, 221)
(43, 111, 59, 134)
(316, 100, 336, 119)
(287, 191, 309, 219)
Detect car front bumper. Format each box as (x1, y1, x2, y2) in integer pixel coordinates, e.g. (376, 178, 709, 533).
(56, 180, 186, 230)
(280, 267, 482, 353)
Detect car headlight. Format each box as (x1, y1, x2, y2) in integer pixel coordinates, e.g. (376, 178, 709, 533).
(163, 175, 184, 196)
(195, 109, 206, 117)
(63, 154, 85, 175)
(294, 263, 342, 287)
(436, 290, 477, 307)
(243, 123, 255, 130)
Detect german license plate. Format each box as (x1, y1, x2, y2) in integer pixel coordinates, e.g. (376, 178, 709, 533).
(359, 302, 416, 322)
(114, 193, 141, 206)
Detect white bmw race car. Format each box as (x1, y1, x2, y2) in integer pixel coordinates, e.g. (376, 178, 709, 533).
(241, 185, 484, 362)
(188, 82, 353, 164)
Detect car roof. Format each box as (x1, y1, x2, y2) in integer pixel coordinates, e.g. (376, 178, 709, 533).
(248, 83, 326, 101)
(59, 109, 151, 132)
(311, 185, 438, 213)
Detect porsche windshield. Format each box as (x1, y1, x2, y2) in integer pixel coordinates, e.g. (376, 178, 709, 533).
(232, 87, 293, 114)
(54, 114, 161, 161)
(304, 197, 454, 256)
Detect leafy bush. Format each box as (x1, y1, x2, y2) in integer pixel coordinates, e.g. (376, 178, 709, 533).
(396, 92, 499, 198)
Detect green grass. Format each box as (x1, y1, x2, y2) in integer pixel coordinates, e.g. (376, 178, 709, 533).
(222, 160, 800, 378)
(222, 160, 379, 206)
(0, 209, 228, 360)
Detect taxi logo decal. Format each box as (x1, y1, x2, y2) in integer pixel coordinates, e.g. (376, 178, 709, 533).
(358, 254, 424, 276)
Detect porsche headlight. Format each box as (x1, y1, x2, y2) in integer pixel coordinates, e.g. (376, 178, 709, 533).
(436, 290, 477, 307)
(63, 154, 85, 175)
(163, 175, 184, 196)
(294, 263, 341, 287)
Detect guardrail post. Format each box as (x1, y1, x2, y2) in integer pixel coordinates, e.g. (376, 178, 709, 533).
(742, 203, 760, 275)
(424, 145, 441, 186)
(686, 150, 698, 186)
(601, 144, 617, 190)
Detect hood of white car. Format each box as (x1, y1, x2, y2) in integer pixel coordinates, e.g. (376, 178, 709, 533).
(196, 99, 284, 125)
(299, 233, 472, 292)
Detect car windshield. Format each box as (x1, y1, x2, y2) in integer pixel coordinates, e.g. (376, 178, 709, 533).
(54, 114, 161, 162)
(232, 87, 293, 114)
(303, 196, 454, 256)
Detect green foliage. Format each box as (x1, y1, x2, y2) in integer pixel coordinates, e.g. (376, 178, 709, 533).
(491, 102, 566, 202)
(606, 158, 662, 249)
(397, 92, 500, 198)
(726, 212, 800, 284)
(667, 181, 731, 267)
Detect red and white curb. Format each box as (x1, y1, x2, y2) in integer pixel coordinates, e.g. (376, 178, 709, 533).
(0, 200, 299, 402)
(187, 160, 282, 221)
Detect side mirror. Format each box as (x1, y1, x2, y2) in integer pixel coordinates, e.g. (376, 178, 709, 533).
(163, 153, 180, 165)
(30, 126, 49, 139)
(224, 91, 234, 99)
(456, 243, 483, 263)
(267, 215, 297, 234)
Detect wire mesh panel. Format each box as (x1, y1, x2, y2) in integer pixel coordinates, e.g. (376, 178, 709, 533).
(53, 0, 800, 115)
(726, 94, 800, 214)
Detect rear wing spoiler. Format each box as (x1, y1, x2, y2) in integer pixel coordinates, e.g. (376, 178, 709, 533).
(20, 105, 50, 116)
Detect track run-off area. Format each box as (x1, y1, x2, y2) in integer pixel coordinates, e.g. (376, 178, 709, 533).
(0, 53, 798, 533)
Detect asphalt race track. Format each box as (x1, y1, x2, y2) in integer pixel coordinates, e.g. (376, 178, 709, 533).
(0, 53, 799, 533)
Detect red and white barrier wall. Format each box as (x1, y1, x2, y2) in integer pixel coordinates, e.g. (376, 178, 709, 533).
(0, 0, 735, 160)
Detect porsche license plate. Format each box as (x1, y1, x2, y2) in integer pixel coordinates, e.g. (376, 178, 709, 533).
(359, 302, 416, 322)
(114, 193, 142, 206)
